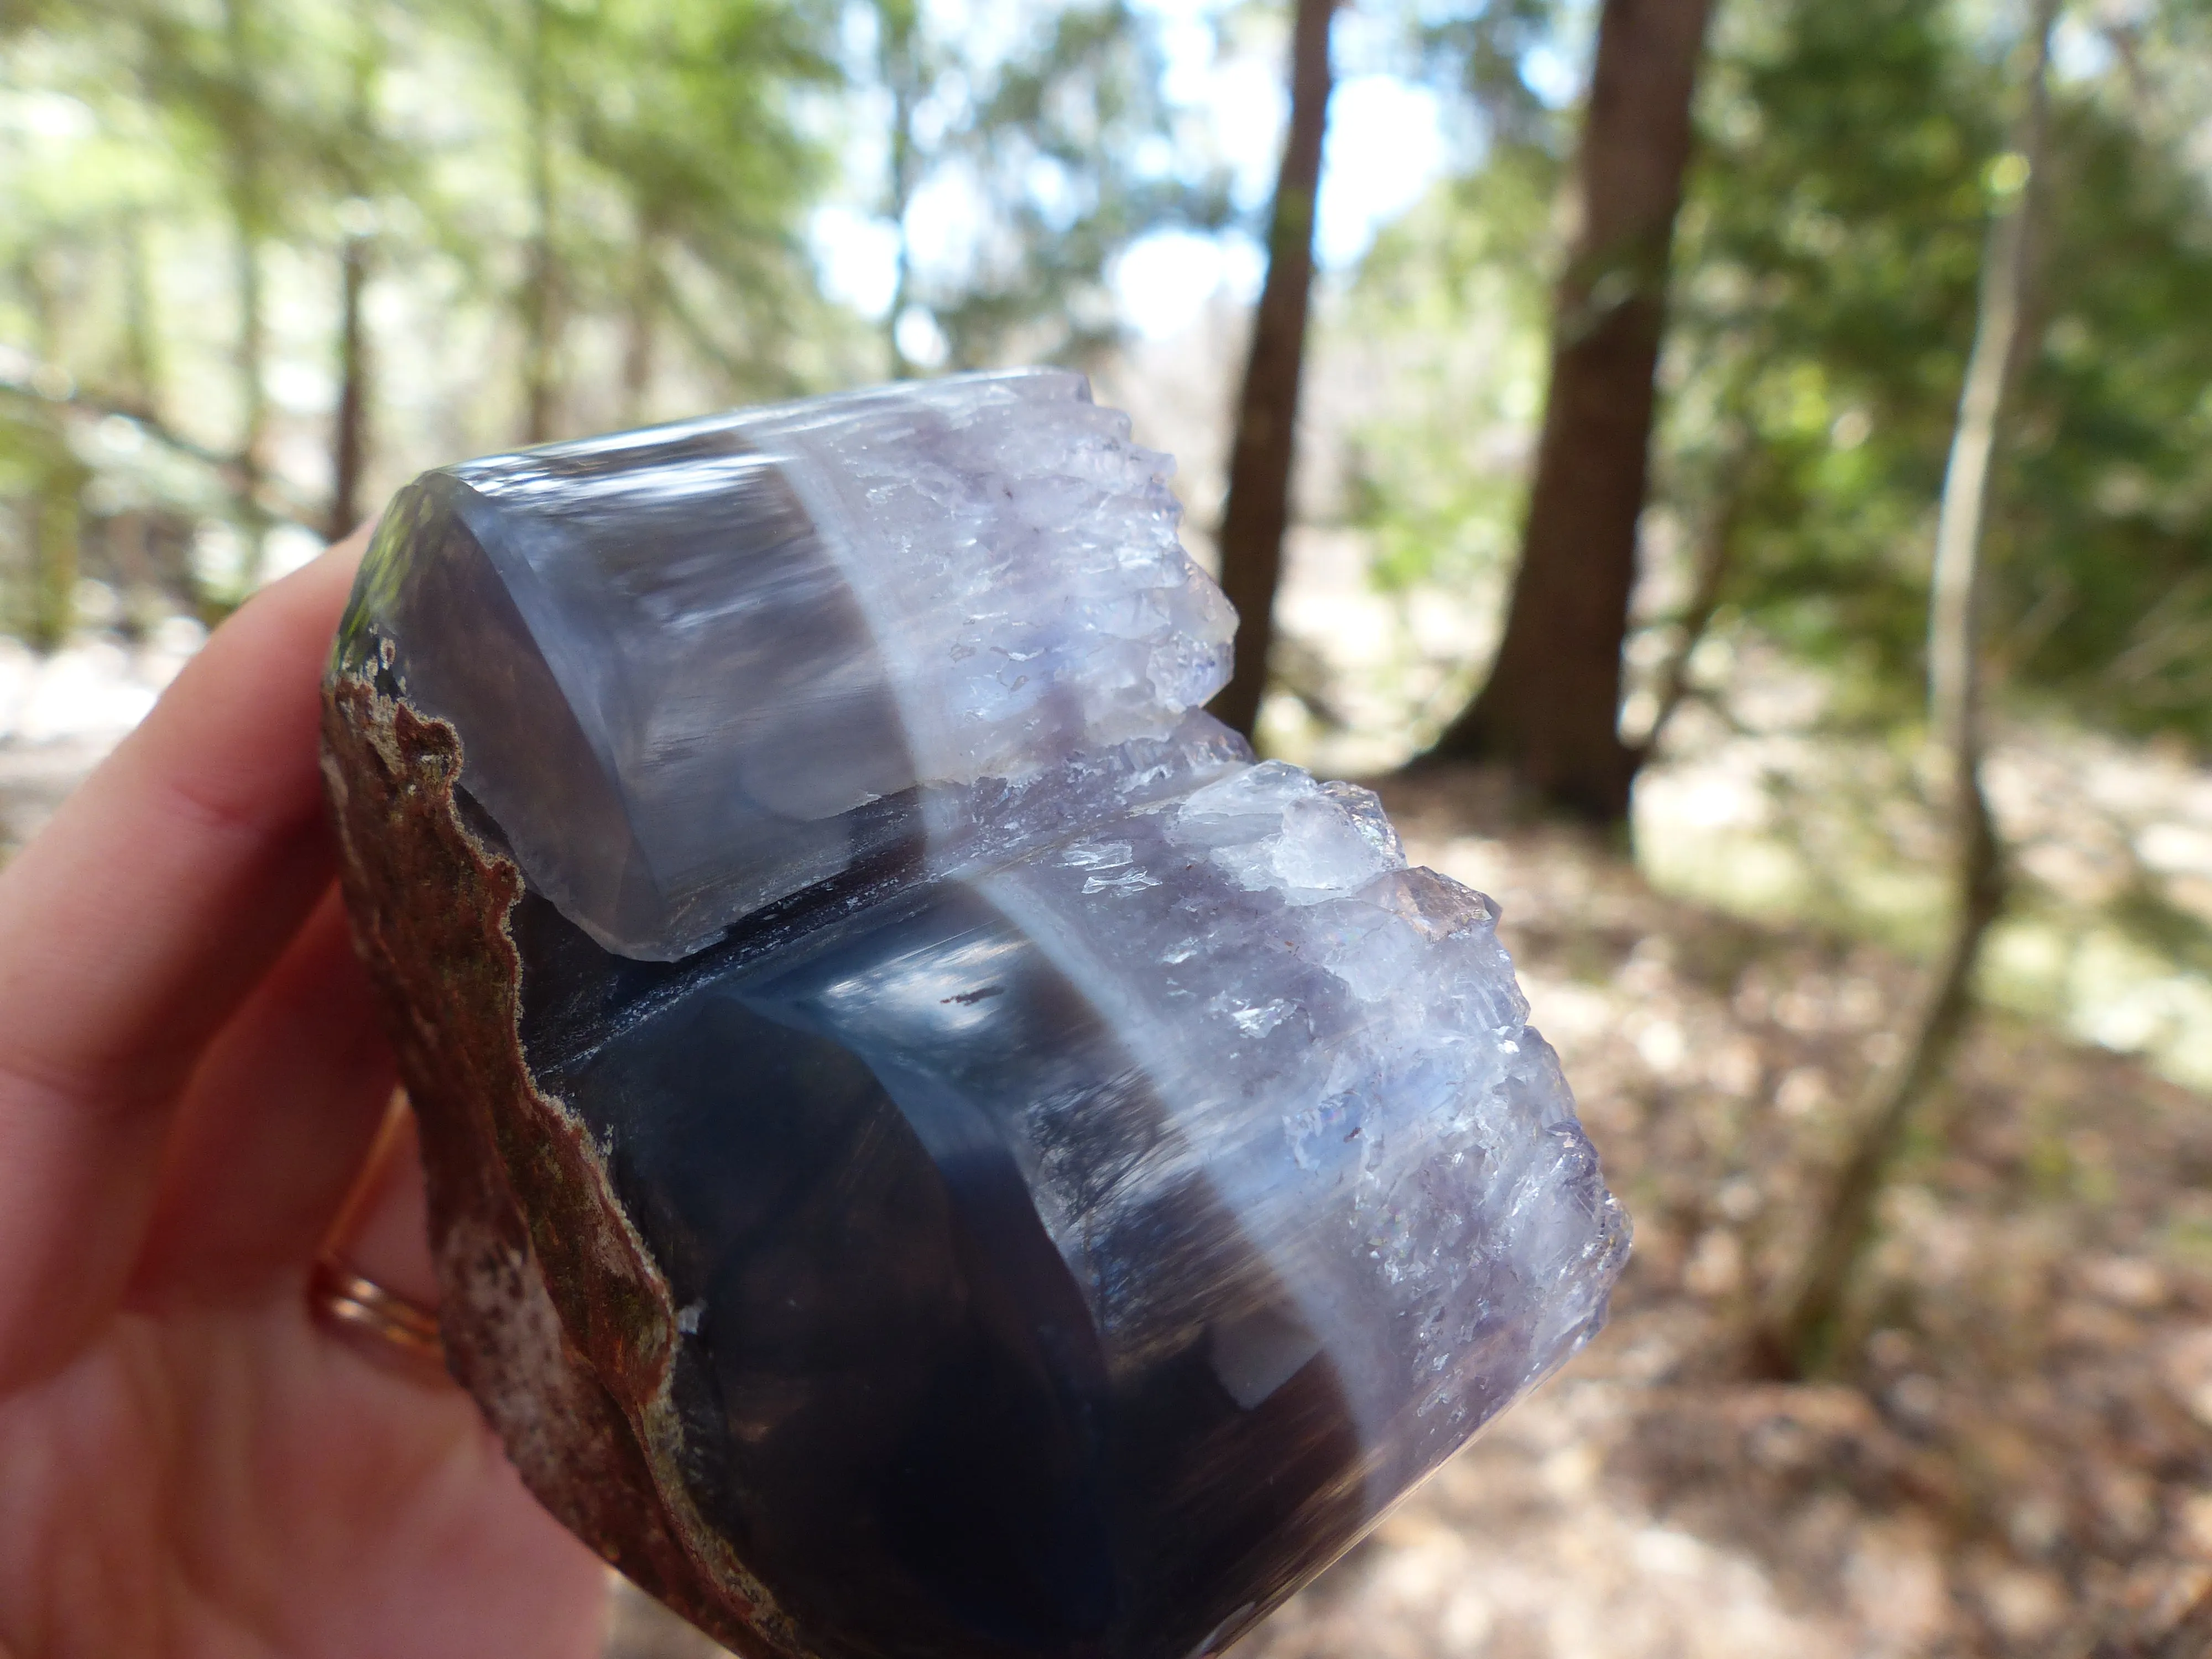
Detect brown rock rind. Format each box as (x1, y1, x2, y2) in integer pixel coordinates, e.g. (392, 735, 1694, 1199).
(321, 664, 797, 1656)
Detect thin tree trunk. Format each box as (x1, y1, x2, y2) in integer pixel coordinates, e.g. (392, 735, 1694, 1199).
(622, 226, 658, 424)
(20, 252, 59, 380)
(120, 211, 162, 420)
(1638, 431, 1756, 761)
(28, 473, 82, 656)
(1761, 0, 2057, 1379)
(1420, 0, 1714, 820)
(233, 220, 266, 517)
(880, 0, 922, 380)
(330, 0, 377, 541)
(223, 0, 269, 588)
(520, 0, 561, 445)
(1636, 483, 1739, 762)
(885, 100, 915, 378)
(1207, 0, 1338, 741)
(330, 231, 371, 539)
(18, 254, 78, 651)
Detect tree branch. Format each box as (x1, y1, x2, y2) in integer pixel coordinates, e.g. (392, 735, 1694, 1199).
(0, 374, 323, 533)
(1759, 0, 2059, 1378)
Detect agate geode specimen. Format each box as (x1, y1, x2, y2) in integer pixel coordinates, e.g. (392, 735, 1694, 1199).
(320, 369, 1627, 1659)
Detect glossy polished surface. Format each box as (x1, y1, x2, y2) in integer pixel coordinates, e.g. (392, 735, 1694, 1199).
(341, 370, 1233, 959)
(331, 370, 1628, 1659)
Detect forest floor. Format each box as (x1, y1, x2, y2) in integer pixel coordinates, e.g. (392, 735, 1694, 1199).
(599, 763, 2212, 1659)
(1235, 768, 2212, 1659)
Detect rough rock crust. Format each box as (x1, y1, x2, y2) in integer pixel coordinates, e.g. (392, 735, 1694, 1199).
(321, 665, 797, 1656)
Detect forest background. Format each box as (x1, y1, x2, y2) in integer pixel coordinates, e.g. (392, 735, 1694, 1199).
(6, 0, 2212, 1652)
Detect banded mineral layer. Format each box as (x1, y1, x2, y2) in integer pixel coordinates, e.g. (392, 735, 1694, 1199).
(321, 368, 1629, 1659)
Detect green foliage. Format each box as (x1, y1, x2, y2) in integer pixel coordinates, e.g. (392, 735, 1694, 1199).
(0, 395, 86, 649)
(482, 0, 840, 397)
(1668, 0, 2212, 744)
(2, 0, 2208, 791)
(0, 0, 1246, 645)
(2005, 95, 2212, 729)
(1664, 0, 1998, 724)
(1342, 151, 1552, 597)
(1327, 0, 1572, 608)
(1413, 0, 1568, 155)
(1329, 0, 2212, 758)
(0, 0, 849, 631)
(1297, 0, 1566, 578)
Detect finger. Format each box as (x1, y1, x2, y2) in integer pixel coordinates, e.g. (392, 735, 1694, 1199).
(0, 536, 366, 1104)
(129, 888, 399, 1305)
(0, 534, 368, 1382)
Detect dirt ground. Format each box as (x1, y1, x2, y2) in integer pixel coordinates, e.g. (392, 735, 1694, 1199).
(601, 765, 2212, 1659)
(1231, 770, 2212, 1659)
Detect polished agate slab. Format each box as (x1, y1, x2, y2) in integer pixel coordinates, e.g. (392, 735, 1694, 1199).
(321, 369, 1627, 1659)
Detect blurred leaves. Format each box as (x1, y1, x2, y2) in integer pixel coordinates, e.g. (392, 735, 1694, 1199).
(1343, 153, 1552, 599)
(2, 0, 2210, 786)
(1328, 0, 2212, 762)
(872, 0, 1236, 371)
(1669, 0, 2212, 745)
(0, 0, 1241, 636)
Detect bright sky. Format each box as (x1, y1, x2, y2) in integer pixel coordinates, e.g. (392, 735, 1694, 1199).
(807, 0, 1468, 345)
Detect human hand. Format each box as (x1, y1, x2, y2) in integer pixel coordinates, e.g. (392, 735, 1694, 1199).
(0, 537, 609, 1657)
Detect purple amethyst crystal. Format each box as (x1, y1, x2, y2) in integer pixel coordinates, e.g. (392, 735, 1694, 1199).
(321, 368, 1627, 1659)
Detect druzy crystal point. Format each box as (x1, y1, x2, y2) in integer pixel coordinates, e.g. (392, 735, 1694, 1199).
(321, 369, 1628, 1659)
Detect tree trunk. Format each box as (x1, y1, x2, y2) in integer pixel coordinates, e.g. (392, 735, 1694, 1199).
(1206, 0, 1338, 741)
(1760, 0, 2056, 1379)
(1637, 420, 1757, 760)
(622, 226, 659, 424)
(223, 0, 269, 587)
(1636, 466, 1741, 761)
(28, 467, 82, 656)
(330, 0, 378, 540)
(1420, 0, 1715, 820)
(330, 231, 371, 539)
(233, 217, 266, 523)
(120, 211, 162, 420)
(879, 0, 923, 380)
(520, 0, 561, 445)
(17, 255, 79, 651)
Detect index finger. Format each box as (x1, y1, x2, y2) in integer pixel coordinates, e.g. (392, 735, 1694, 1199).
(0, 540, 365, 1100)
(0, 534, 365, 1375)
